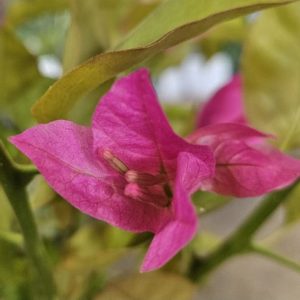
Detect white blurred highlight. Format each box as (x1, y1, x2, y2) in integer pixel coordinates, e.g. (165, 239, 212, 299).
(38, 54, 63, 79)
(156, 52, 232, 103)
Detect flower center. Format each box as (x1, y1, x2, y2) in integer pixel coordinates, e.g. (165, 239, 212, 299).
(102, 150, 172, 208)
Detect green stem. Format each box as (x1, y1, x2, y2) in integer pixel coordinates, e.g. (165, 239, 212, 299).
(250, 243, 300, 274)
(188, 182, 298, 282)
(0, 143, 56, 299)
(0, 231, 23, 248)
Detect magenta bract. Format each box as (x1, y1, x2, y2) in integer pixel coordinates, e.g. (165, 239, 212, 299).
(197, 74, 247, 127)
(192, 74, 300, 197)
(187, 123, 300, 197)
(10, 69, 300, 271)
(10, 69, 215, 272)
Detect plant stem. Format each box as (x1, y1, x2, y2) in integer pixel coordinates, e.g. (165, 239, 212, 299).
(188, 182, 298, 282)
(0, 143, 56, 299)
(250, 243, 300, 274)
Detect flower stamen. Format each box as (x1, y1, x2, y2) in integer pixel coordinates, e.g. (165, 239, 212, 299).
(102, 150, 128, 173)
(124, 183, 171, 208)
(102, 152, 172, 208)
(125, 170, 167, 186)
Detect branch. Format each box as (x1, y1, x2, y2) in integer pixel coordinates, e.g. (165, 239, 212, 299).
(250, 243, 300, 274)
(0, 142, 56, 299)
(188, 182, 299, 282)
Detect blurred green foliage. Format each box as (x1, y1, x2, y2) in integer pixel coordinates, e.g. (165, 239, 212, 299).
(284, 181, 300, 225)
(1, 0, 300, 299)
(95, 272, 196, 300)
(243, 2, 300, 150)
(31, 0, 293, 123)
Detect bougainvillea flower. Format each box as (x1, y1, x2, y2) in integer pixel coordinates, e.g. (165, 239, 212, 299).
(9, 69, 215, 272)
(192, 74, 300, 197)
(197, 74, 247, 127)
(187, 123, 300, 197)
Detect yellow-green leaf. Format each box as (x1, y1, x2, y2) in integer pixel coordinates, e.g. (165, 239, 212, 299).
(192, 231, 220, 257)
(63, 0, 128, 71)
(32, 0, 297, 123)
(0, 26, 40, 103)
(201, 18, 246, 57)
(164, 104, 196, 136)
(0, 186, 14, 231)
(243, 2, 300, 149)
(193, 191, 230, 214)
(284, 181, 300, 225)
(63, 0, 158, 71)
(55, 224, 128, 299)
(6, 0, 68, 27)
(0, 26, 50, 130)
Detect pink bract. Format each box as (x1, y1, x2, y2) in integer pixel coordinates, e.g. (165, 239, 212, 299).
(192, 74, 300, 197)
(197, 74, 247, 127)
(10, 69, 215, 272)
(189, 123, 300, 198)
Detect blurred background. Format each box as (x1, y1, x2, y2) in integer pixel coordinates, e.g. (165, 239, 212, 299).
(1, 0, 300, 299)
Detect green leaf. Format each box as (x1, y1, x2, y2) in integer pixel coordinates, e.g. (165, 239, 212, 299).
(28, 175, 56, 209)
(284, 181, 300, 225)
(164, 104, 196, 136)
(0, 187, 14, 231)
(0, 26, 40, 103)
(56, 224, 128, 299)
(192, 231, 220, 257)
(243, 2, 300, 150)
(145, 43, 191, 75)
(0, 141, 37, 186)
(6, 0, 68, 27)
(0, 235, 29, 296)
(63, 0, 158, 71)
(193, 191, 230, 214)
(201, 18, 246, 57)
(63, 0, 124, 71)
(0, 26, 50, 130)
(31, 0, 297, 123)
(95, 272, 196, 300)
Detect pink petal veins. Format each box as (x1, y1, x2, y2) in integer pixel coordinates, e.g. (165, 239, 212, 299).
(187, 123, 271, 148)
(189, 124, 300, 197)
(92, 68, 214, 180)
(9, 121, 172, 232)
(92, 68, 176, 176)
(210, 142, 300, 197)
